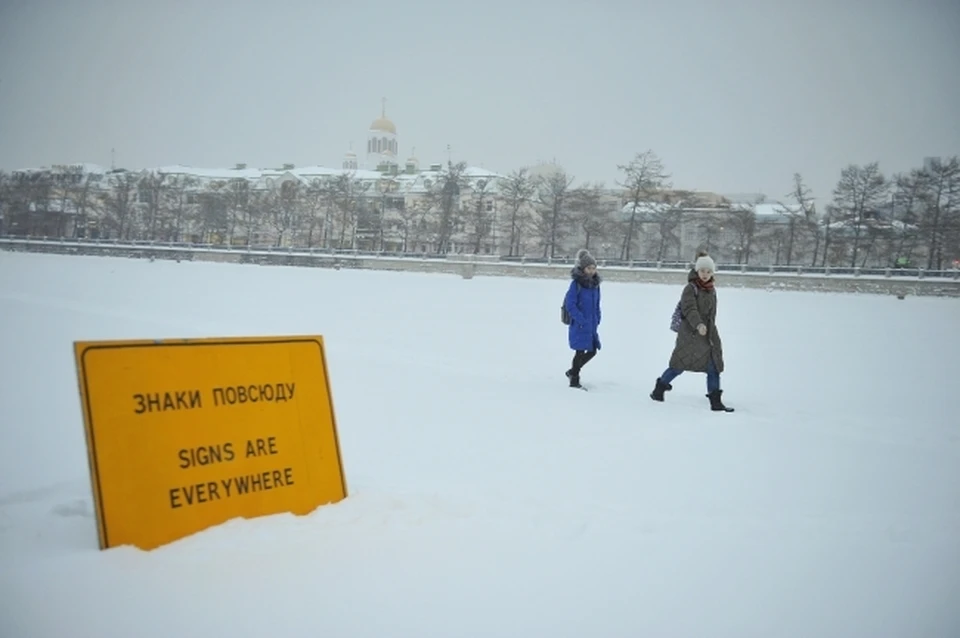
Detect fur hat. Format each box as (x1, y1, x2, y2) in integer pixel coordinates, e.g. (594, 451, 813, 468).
(576, 248, 597, 269)
(694, 250, 716, 273)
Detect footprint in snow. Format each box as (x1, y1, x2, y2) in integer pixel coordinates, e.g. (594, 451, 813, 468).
(51, 500, 92, 518)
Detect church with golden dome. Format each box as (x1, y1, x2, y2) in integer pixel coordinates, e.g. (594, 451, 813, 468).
(336, 99, 421, 176)
(360, 98, 402, 172)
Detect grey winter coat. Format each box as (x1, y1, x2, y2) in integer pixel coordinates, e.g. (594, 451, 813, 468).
(668, 269, 725, 373)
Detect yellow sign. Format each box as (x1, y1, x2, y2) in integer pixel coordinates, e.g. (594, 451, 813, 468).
(73, 336, 348, 551)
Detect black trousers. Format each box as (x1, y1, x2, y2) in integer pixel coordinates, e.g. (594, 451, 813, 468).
(570, 349, 597, 374)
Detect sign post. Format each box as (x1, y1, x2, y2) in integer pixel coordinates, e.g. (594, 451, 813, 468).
(73, 335, 348, 550)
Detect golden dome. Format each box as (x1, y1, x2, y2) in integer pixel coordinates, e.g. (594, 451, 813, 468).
(369, 117, 396, 134)
(369, 97, 396, 134)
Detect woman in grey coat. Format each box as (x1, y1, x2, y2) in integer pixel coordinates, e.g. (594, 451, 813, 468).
(650, 251, 734, 412)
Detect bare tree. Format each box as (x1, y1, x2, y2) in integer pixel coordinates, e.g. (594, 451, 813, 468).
(354, 196, 381, 251)
(193, 185, 227, 243)
(533, 170, 575, 258)
(617, 150, 671, 260)
(331, 172, 365, 250)
(725, 201, 758, 264)
(824, 216, 850, 267)
(773, 173, 816, 266)
(392, 193, 417, 253)
(398, 196, 432, 253)
(497, 168, 536, 257)
(887, 171, 925, 266)
(755, 223, 786, 265)
(642, 204, 683, 262)
(245, 189, 272, 245)
(7, 171, 54, 236)
(692, 209, 728, 258)
(318, 182, 339, 249)
(820, 204, 843, 266)
(67, 173, 99, 239)
(858, 220, 892, 267)
(465, 177, 494, 253)
(46, 173, 79, 238)
(0, 172, 36, 235)
(220, 178, 252, 245)
(831, 162, 889, 267)
(568, 182, 612, 250)
(0, 172, 10, 234)
(299, 179, 328, 248)
(424, 161, 468, 253)
(162, 175, 198, 242)
(372, 177, 404, 252)
(101, 171, 139, 239)
(137, 171, 169, 240)
(916, 156, 960, 270)
(268, 180, 302, 246)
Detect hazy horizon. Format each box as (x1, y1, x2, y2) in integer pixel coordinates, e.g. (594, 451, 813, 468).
(1, 0, 957, 204)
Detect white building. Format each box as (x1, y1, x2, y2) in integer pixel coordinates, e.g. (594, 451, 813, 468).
(2, 102, 510, 254)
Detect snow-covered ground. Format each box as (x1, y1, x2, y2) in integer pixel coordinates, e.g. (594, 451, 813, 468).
(1, 250, 958, 638)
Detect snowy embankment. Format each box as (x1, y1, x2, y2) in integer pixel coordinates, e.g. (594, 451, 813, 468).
(1, 251, 958, 637)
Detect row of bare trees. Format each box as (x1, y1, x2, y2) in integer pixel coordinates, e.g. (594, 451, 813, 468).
(1, 153, 958, 268)
(0, 169, 375, 249)
(748, 158, 960, 270)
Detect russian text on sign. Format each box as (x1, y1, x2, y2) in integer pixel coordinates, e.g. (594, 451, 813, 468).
(212, 382, 296, 406)
(134, 390, 202, 414)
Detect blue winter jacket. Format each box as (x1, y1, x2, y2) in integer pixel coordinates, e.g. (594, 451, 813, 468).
(564, 267, 602, 351)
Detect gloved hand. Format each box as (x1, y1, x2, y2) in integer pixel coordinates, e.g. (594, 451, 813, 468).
(697, 323, 707, 336)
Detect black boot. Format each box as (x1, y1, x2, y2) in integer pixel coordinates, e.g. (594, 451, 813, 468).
(565, 369, 582, 388)
(706, 390, 734, 412)
(650, 378, 672, 401)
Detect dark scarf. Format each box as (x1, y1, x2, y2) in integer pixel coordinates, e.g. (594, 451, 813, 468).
(693, 276, 715, 292)
(571, 267, 601, 288)
(687, 268, 715, 292)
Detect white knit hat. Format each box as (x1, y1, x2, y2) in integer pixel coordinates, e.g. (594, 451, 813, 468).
(695, 254, 716, 273)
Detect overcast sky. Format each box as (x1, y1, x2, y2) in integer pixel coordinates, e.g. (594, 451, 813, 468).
(1, 0, 957, 205)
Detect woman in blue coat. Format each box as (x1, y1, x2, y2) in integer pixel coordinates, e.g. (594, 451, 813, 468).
(564, 249, 602, 388)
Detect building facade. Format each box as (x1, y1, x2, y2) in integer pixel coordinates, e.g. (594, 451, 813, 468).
(3, 104, 931, 267)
